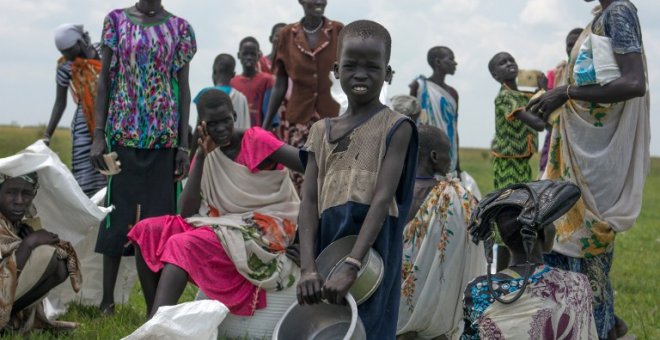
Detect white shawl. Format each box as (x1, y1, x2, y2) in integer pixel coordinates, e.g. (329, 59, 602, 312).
(186, 149, 300, 290)
(542, 26, 650, 258)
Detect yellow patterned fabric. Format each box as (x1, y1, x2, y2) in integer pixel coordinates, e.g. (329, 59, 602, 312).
(542, 24, 650, 258)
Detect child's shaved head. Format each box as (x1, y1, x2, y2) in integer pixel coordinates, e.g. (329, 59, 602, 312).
(196, 88, 234, 120)
(427, 46, 452, 67)
(417, 124, 451, 174)
(488, 52, 512, 74)
(239, 36, 260, 50)
(338, 20, 392, 63)
(213, 54, 236, 76)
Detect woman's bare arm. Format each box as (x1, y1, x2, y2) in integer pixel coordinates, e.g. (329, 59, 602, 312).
(297, 154, 324, 305)
(269, 143, 304, 173)
(527, 52, 646, 118)
(178, 150, 205, 218)
(90, 46, 113, 171)
(262, 61, 288, 129)
(44, 85, 69, 143)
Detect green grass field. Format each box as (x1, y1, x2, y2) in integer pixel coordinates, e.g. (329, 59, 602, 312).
(0, 126, 657, 339)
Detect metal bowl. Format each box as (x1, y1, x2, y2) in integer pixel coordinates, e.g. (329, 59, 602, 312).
(315, 235, 384, 305)
(272, 294, 366, 340)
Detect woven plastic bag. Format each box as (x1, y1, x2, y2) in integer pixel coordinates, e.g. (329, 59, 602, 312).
(122, 300, 229, 340)
(573, 35, 597, 86)
(573, 33, 621, 87)
(592, 34, 621, 85)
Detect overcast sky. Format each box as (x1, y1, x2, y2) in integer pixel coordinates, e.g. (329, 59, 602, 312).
(1, 0, 657, 155)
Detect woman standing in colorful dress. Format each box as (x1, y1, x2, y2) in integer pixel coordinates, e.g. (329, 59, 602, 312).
(44, 24, 106, 197)
(90, 0, 196, 314)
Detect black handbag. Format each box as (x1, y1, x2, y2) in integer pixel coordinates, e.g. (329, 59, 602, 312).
(468, 179, 581, 304)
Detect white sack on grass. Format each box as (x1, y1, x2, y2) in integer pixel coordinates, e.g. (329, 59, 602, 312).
(122, 300, 229, 340)
(0, 141, 137, 318)
(44, 222, 138, 318)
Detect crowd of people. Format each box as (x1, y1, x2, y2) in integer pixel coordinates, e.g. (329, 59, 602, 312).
(0, 0, 649, 339)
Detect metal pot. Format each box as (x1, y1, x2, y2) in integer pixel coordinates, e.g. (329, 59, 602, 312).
(272, 293, 366, 340)
(315, 235, 384, 305)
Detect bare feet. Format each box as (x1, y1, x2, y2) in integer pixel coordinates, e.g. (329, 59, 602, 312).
(615, 315, 629, 338)
(396, 332, 417, 340)
(99, 302, 115, 316)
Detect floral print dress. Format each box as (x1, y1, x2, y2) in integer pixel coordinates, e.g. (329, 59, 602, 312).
(398, 176, 485, 338)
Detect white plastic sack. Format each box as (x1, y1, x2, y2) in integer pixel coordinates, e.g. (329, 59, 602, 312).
(592, 34, 621, 85)
(573, 33, 621, 87)
(0, 140, 111, 244)
(573, 35, 597, 87)
(44, 219, 139, 319)
(460, 171, 482, 201)
(0, 141, 138, 319)
(122, 300, 229, 340)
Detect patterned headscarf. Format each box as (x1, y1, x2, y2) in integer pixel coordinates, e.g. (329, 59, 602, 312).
(0, 172, 39, 190)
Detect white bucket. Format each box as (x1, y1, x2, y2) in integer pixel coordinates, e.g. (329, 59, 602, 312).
(196, 284, 297, 339)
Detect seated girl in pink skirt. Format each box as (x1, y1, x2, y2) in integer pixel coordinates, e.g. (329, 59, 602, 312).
(128, 88, 303, 318)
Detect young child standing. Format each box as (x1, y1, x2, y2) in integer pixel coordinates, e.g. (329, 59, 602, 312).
(296, 20, 418, 340)
(194, 54, 250, 129)
(231, 37, 274, 127)
(488, 52, 545, 190)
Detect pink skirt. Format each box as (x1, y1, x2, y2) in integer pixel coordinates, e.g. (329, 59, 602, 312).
(127, 215, 267, 315)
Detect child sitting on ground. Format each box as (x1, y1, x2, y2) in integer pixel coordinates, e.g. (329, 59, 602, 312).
(128, 89, 303, 319)
(461, 181, 598, 339)
(194, 54, 250, 130)
(231, 37, 275, 128)
(0, 173, 80, 332)
(296, 20, 418, 340)
(397, 125, 485, 340)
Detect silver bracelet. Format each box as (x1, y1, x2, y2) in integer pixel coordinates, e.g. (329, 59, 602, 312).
(344, 256, 362, 270)
(177, 146, 191, 155)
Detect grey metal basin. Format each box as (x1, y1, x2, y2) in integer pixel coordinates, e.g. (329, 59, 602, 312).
(272, 294, 366, 340)
(315, 235, 384, 305)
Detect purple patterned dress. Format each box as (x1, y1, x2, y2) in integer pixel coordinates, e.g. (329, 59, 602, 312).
(102, 8, 196, 149)
(95, 9, 196, 257)
(461, 265, 598, 339)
